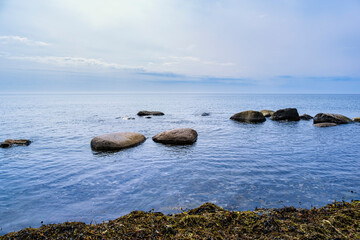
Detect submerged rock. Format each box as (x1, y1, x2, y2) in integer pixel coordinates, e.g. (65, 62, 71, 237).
(352, 117, 360, 122)
(271, 108, 300, 121)
(116, 116, 135, 120)
(91, 132, 145, 151)
(0, 139, 31, 148)
(313, 113, 352, 124)
(230, 110, 266, 123)
(145, 116, 152, 119)
(259, 110, 275, 117)
(314, 123, 337, 127)
(300, 114, 313, 120)
(201, 112, 210, 116)
(152, 128, 198, 145)
(137, 111, 164, 116)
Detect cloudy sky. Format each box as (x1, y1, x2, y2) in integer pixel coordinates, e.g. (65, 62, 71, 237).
(1, 0, 360, 93)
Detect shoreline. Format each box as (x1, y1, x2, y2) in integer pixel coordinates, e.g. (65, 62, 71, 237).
(2, 200, 359, 239)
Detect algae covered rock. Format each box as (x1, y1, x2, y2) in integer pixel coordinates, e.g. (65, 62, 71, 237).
(230, 110, 266, 123)
(271, 108, 300, 121)
(91, 132, 145, 151)
(152, 128, 197, 145)
(137, 111, 164, 116)
(0, 139, 31, 148)
(313, 113, 352, 124)
(259, 110, 275, 117)
(314, 123, 337, 127)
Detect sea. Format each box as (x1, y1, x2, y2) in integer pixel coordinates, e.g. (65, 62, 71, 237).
(0, 93, 359, 234)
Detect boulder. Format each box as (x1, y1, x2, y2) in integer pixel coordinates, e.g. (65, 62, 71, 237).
(152, 128, 198, 145)
(201, 112, 210, 116)
(353, 117, 360, 122)
(259, 110, 275, 117)
(0, 139, 31, 148)
(300, 114, 313, 120)
(271, 108, 300, 121)
(137, 111, 164, 116)
(230, 110, 266, 123)
(314, 123, 337, 127)
(91, 132, 145, 151)
(313, 113, 352, 124)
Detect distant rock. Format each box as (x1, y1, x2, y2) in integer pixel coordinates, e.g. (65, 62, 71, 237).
(91, 132, 145, 151)
(259, 110, 275, 117)
(313, 113, 352, 125)
(353, 117, 360, 122)
(116, 116, 135, 120)
(145, 116, 152, 119)
(152, 128, 198, 145)
(314, 123, 337, 127)
(230, 110, 266, 123)
(137, 111, 164, 116)
(201, 112, 210, 116)
(0, 139, 31, 148)
(300, 114, 313, 120)
(271, 108, 300, 121)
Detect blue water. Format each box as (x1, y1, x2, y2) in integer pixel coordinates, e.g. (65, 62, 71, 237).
(0, 93, 360, 234)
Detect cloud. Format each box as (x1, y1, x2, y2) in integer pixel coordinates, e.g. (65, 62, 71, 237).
(0, 36, 49, 46)
(164, 56, 236, 67)
(8, 56, 143, 70)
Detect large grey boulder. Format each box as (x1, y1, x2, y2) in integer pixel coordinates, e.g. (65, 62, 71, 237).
(137, 111, 164, 116)
(91, 132, 145, 151)
(230, 110, 266, 123)
(313, 113, 352, 124)
(152, 128, 198, 145)
(271, 108, 300, 121)
(259, 110, 275, 117)
(0, 139, 31, 148)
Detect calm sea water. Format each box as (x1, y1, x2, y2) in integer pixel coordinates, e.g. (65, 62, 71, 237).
(0, 93, 360, 234)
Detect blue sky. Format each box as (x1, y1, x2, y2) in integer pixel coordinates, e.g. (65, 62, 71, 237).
(1, 0, 360, 93)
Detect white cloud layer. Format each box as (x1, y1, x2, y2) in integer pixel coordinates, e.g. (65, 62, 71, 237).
(0, 36, 49, 46)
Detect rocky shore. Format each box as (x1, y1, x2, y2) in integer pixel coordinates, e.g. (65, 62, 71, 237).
(2, 201, 359, 239)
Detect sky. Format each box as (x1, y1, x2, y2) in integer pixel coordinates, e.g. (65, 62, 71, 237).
(0, 0, 360, 93)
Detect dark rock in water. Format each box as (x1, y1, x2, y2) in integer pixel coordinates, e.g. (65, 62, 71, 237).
(300, 114, 313, 120)
(152, 128, 198, 145)
(91, 132, 145, 151)
(137, 111, 164, 116)
(353, 117, 360, 122)
(271, 108, 300, 121)
(230, 110, 266, 123)
(259, 110, 274, 117)
(145, 116, 152, 119)
(313, 113, 352, 124)
(314, 123, 337, 127)
(201, 112, 210, 116)
(116, 116, 135, 120)
(0, 139, 31, 148)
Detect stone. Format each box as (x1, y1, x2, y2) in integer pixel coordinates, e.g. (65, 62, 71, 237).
(201, 112, 210, 116)
(313, 113, 352, 124)
(152, 128, 198, 145)
(314, 123, 337, 127)
(300, 114, 313, 120)
(91, 132, 145, 151)
(0, 139, 31, 148)
(116, 116, 135, 120)
(230, 110, 266, 123)
(145, 116, 152, 119)
(271, 108, 300, 121)
(353, 117, 360, 122)
(259, 110, 275, 117)
(137, 111, 164, 116)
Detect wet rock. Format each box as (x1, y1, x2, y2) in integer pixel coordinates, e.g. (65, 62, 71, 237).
(0, 139, 31, 148)
(313, 113, 352, 124)
(259, 110, 275, 117)
(91, 132, 145, 151)
(137, 111, 164, 116)
(152, 128, 198, 145)
(116, 116, 135, 120)
(300, 114, 313, 120)
(353, 117, 360, 122)
(145, 116, 152, 119)
(314, 123, 337, 127)
(230, 110, 266, 123)
(271, 108, 300, 121)
(201, 112, 210, 116)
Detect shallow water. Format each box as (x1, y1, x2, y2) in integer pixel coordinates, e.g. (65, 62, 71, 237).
(0, 93, 360, 234)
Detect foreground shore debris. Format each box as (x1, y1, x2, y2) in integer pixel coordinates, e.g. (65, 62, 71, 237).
(2, 201, 359, 239)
